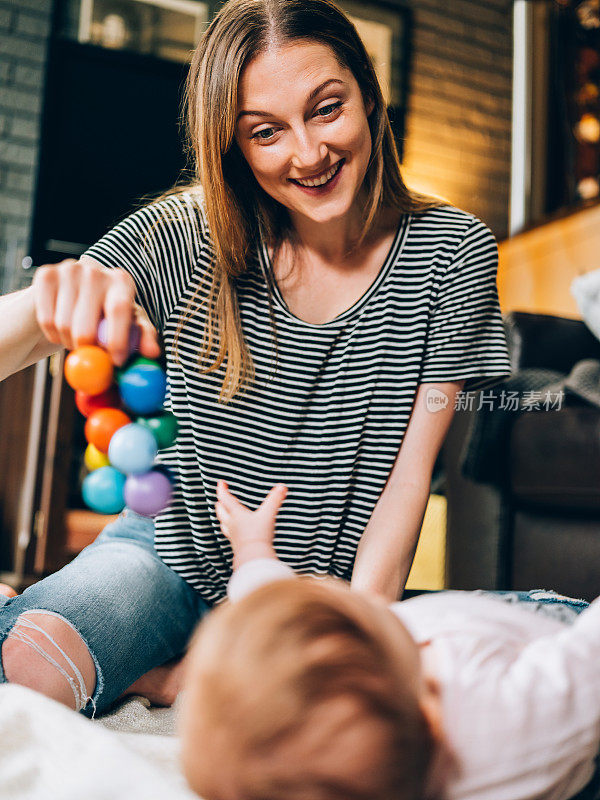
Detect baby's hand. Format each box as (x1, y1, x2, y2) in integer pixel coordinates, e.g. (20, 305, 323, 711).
(215, 480, 288, 569)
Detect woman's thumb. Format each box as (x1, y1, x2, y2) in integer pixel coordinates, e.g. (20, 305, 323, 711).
(139, 324, 161, 359)
(134, 307, 161, 358)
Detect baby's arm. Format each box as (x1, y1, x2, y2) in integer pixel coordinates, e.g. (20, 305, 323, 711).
(215, 480, 296, 602)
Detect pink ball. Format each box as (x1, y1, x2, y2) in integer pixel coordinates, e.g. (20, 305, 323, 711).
(124, 469, 173, 516)
(97, 319, 141, 356)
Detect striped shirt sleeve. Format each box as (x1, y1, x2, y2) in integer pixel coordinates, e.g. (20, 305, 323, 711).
(80, 192, 207, 332)
(419, 217, 512, 392)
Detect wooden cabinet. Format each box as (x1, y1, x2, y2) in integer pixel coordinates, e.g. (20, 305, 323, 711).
(0, 354, 115, 591)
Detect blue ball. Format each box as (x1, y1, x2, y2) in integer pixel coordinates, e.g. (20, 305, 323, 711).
(108, 423, 158, 475)
(118, 364, 167, 415)
(82, 466, 126, 514)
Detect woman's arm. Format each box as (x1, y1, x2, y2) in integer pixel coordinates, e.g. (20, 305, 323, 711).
(350, 380, 464, 603)
(0, 286, 60, 382)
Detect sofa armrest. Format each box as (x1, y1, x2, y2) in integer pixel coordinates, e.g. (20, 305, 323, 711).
(505, 312, 600, 373)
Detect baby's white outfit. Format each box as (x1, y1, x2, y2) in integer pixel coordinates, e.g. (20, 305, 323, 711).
(228, 559, 600, 800)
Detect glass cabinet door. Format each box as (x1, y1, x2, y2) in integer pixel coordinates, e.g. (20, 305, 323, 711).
(61, 0, 208, 63)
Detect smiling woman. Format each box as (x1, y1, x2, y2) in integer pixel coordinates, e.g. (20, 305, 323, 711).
(0, 0, 511, 754)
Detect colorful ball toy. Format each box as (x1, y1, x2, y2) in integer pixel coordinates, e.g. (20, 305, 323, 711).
(117, 364, 166, 415)
(108, 423, 158, 475)
(136, 412, 178, 450)
(65, 321, 176, 517)
(84, 407, 131, 454)
(82, 466, 126, 515)
(75, 385, 121, 418)
(64, 346, 113, 395)
(84, 443, 110, 471)
(124, 469, 173, 517)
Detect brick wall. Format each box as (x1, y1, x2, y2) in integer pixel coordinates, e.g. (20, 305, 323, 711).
(0, 0, 513, 291)
(403, 0, 513, 239)
(0, 0, 52, 293)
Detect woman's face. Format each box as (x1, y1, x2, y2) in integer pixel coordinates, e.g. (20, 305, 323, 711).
(234, 41, 374, 227)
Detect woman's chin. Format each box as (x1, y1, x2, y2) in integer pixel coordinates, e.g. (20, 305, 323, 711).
(290, 198, 356, 226)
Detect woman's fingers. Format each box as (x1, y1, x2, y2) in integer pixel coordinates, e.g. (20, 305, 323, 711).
(103, 273, 137, 366)
(30, 259, 159, 366)
(53, 260, 83, 350)
(133, 304, 161, 360)
(32, 266, 60, 345)
(72, 266, 106, 348)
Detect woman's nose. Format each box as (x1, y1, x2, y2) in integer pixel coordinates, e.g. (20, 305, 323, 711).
(289, 129, 328, 173)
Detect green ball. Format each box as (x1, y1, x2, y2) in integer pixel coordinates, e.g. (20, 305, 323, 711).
(136, 411, 178, 450)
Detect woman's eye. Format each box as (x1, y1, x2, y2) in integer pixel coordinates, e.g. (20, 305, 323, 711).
(315, 101, 343, 117)
(251, 127, 276, 141)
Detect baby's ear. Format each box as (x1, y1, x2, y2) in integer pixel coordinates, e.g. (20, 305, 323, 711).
(420, 679, 456, 799)
(419, 677, 445, 746)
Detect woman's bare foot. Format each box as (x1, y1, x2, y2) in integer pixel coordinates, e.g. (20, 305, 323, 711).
(118, 655, 187, 707)
(0, 583, 17, 598)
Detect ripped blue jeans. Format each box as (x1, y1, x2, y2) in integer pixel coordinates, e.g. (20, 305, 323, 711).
(0, 509, 209, 718)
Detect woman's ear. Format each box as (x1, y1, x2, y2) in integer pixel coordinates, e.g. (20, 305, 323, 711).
(365, 94, 375, 117)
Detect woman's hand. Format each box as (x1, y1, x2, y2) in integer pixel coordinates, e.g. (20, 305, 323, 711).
(215, 480, 288, 569)
(31, 256, 161, 366)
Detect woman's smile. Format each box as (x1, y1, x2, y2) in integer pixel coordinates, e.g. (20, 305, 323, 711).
(288, 157, 345, 193)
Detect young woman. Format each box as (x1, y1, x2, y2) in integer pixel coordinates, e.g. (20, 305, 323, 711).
(0, 0, 511, 716)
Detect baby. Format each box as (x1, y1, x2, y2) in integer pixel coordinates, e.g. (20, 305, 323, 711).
(178, 481, 600, 800)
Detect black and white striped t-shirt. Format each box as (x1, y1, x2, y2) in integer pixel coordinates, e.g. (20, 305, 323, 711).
(83, 191, 511, 604)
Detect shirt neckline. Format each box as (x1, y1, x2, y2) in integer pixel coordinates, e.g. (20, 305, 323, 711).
(258, 213, 411, 329)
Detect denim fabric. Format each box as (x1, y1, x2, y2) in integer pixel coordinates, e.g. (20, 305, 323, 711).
(0, 509, 209, 717)
(474, 589, 589, 623)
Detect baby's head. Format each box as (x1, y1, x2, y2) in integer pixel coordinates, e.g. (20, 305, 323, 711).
(179, 579, 441, 800)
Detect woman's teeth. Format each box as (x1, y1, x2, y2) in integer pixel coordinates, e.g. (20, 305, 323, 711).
(294, 160, 342, 187)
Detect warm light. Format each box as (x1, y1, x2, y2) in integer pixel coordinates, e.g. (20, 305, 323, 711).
(400, 166, 452, 204)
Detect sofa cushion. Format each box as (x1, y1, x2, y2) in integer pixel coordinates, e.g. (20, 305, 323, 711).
(510, 407, 600, 510)
(512, 509, 600, 601)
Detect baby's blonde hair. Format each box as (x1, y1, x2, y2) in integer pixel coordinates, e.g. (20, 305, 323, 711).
(180, 578, 434, 800)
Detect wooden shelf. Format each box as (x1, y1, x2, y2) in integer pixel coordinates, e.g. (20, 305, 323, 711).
(64, 508, 118, 556)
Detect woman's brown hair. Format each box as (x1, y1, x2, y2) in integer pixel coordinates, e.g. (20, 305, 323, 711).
(154, 0, 445, 403)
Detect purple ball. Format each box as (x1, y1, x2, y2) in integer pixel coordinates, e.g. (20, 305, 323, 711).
(124, 469, 173, 516)
(97, 319, 141, 356)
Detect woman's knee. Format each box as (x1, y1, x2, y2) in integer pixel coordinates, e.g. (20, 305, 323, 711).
(1, 610, 97, 712)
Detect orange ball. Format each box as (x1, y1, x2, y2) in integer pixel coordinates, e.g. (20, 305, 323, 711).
(64, 346, 114, 395)
(84, 408, 131, 454)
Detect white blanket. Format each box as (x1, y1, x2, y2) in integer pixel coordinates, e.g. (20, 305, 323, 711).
(0, 684, 199, 800)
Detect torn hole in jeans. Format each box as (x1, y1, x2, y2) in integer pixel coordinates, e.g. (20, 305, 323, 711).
(6, 614, 97, 717)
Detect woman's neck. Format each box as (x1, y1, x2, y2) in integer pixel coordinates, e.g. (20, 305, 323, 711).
(287, 213, 362, 265)
(287, 203, 397, 267)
